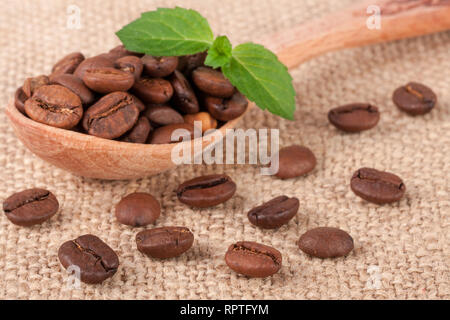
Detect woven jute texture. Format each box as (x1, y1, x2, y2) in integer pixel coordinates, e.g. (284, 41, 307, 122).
(0, 0, 449, 300)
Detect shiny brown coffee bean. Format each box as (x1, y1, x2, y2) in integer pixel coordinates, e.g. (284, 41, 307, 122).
(144, 105, 184, 127)
(169, 70, 199, 114)
(183, 112, 217, 133)
(58, 234, 119, 284)
(107, 45, 144, 60)
(51, 52, 85, 78)
(393, 82, 437, 115)
(24, 85, 83, 129)
(73, 55, 115, 79)
(177, 51, 207, 76)
(192, 67, 235, 98)
(328, 103, 380, 132)
(132, 77, 173, 104)
(148, 123, 195, 144)
(225, 241, 282, 278)
(22, 75, 50, 98)
(136, 227, 194, 259)
(50, 73, 95, 106)
(176, 174, 236, 208)
(14, 86, 27, 114)
(248, 196, 299, 229)
(205, 92, 248, 121)
(120, 116, 152, 144)
(115, 192, 160, 226)
(142, 55, 178, 78)
(298, 227, 354, 258)
(115, 56, 143, 81)
(3, 188, 59, 227)
(82, 67, 135, 94)
(350, 167, 406, 204)
(83, 92, 139, 139)
(274, 145, 316, 179)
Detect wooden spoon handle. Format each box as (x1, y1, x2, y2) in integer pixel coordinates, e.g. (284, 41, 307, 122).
(260, 0, 450, 69)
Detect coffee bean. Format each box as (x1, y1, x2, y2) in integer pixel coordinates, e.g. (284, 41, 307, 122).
(273, 145, 316, 179)
(393, 82, 437, 115)
(58, 234, 119, 284)
(115, 56, 143, 81)
(183, 112, 217, 133)
(115, 192, 160, 226)
(3, 188, 59, 226)
(205, 92, 248, 121)
(50, 74, 95, 106)
(328, 103, 380, 132)
(192, 67, 235, 98)
(73, 55, 115, 80)
(136, 226, 194, 259)
(132, 77, 173, 104)
(176, 174, 236, 207)
(120, 116, 152, 144)
(107, 45, 144, 60)
(142, 55, 178, 78)
(148, 123, 195, 144)
(169, 70, 199, 114)
(23, 75, 50, 98)
(14, 86, 27, 114)
(51, 52, 85, 78)
(130, 94, 145, 112)
(177, 51, 207, 76)
(350, 167, 405, 204)
(24, 85, 83, 129)
(144, 105, 184, 127)
(248, 196, 299, 229)
(83, 92, 139, 139)
(298, 227, 354, 258)
(225, 241, 282, 278)
(82, 67, 135, 94)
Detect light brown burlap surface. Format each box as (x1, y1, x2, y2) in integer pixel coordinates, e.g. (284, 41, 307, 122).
(0, 0, 449, 300)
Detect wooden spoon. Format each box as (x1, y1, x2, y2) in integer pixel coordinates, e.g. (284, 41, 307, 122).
(5, 0, 450, 180)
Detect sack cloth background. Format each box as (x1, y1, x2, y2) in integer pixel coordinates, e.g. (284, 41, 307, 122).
(0, 0, 448, 299)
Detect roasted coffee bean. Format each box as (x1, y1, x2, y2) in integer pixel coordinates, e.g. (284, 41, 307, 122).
(58, 234, 119, 284)
(136, 227, 194, 259)
(273, 145, 316, 179)
(225, 241, 282, 278)
(121, 116, 152, 144)
(144, 105, 184, 127)
(22, 75, 50, 98)
(107, 45, 144, 60)
(3, 188, 59, 226)
(142, 55, 178, 78)
(248, 196, 299, 229)
(393, 82, 437, 115)
(176, 174, 236, 208)
(14, 86, 27, 114)
(177, 51, 207, 76)
(115, 192, 160, 226)
(82, 67, 135, 94)
(132, 77, 173, 104)
(115, 56, 143, 81)
(169, 70, 199, 114)
(192, 67, 235, 98)
(350, 167, 405, 204)
(51, 52, 85, 78)
(50, 74, 95, 106)
(131, 94, 146, 112)
(73, 55, 115, 80)
(148, 123, 195, 144)
(328, 103, 380, 132)
(83, 92, 139, 139)
(298, 227, 354, 258)
(24, 85, 83, 129)
(205, 92, 248, 121)
(183, 112, 217, 133)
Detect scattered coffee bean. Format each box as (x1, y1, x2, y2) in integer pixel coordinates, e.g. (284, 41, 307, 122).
(225, 241, 282, 278)
(298, 227, 354, 258)
(328, 103, 380, 132)
(73, 55, 115, 80)
(120, 116, 152, 144)
(132, 77, 173, 104)
(205, 92, 248, 121)
(58, 234, 119, 284)
(248, 196, 299, 229)
(82, 67, 135, 94)
(192, 67, 235, 98)
(50, 73, 95, 106)
(22, 75, 50, 98)
(14, 86, 27, 114)
(393, 82, 437, 115)
(115, 55, 143, 81)
(273, 145, 316, 179)
(115, 192, 160, 226)
(183, 112, 217, 133)
(350, 167, 405, 204)
(136, 226, 194, 259)
(177, 51, 207, 76)
(148, 123, 195, 144)
(169, 70, 199, 114)
(142, 55, 178, 78)
(50, 52, 85, 78)
(24, 85, 83, 129)
(176, 174, 236, 208)
(144, 105, 184, 127)
(107, 45, 143, 60)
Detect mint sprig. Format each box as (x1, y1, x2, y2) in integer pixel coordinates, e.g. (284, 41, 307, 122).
(116, 7, 295, 120)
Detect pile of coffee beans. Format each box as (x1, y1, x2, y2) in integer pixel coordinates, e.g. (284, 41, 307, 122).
(14, 45, 249, 144)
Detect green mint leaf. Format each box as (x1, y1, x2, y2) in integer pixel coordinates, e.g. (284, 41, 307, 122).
(222, 43, 296, 120)
(204, 36, 232, 69)
(116, 7, 214, 56)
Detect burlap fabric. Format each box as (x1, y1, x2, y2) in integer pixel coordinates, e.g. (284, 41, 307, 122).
(0, 0, 448, 300)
